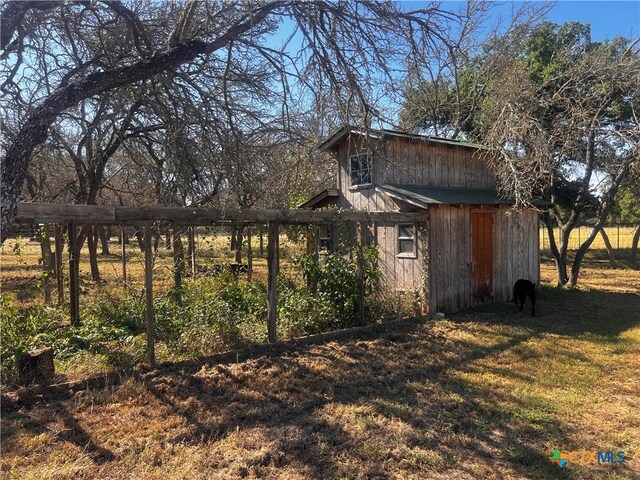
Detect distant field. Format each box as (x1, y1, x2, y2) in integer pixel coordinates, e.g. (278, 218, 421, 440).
(540, 225, 637, 251)
(0, 231, 305, 307)
(1, 255, 638, 479)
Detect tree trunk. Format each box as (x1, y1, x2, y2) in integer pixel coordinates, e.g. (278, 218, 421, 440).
(631, 224, 640, 269)
(98, 226, 110, 255)
(259, 228, 264, 256)
(230, 223, 238, 251)
(87, 225, 101, 282)
(165, 228, 172, 250)
(569, 162, 628, 287)
(543, 212, 569, 286)
(234, 224, 244, 264)
(599, 228, 617, 268)
(135, 227, 145, 252)
(153, 228, 160, 253)
(569, 226, 601, 287)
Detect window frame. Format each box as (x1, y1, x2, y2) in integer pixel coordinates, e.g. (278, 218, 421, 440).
(348, 153, 373, 188)
(318, 224, 333, 252)
(396, 223, 417, 258)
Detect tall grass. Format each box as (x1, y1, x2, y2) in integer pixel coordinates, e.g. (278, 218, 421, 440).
(0, 245, 405, 380)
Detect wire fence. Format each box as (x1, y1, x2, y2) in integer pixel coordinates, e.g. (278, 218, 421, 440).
(540, 225, 638, 251)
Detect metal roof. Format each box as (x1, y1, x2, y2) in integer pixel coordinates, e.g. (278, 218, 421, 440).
(316, 126, 485, 152)
(376, 184, 553, 208)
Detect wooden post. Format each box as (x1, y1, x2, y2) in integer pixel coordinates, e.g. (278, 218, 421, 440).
(356, 221, 366, 325)
(188, 226, 196, 278)
(120, 225, 127, 287)
(267, 221, 279, 343)
(67, 222, 80, 326)
(172, 224, 184, 302)
(144, 224, 155, 366)
(54, 224, 64, 304)
(305, 224, 319, 292)
(247, 225, 253, 281)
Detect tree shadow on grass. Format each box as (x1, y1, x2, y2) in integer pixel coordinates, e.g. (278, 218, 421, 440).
(3, 286, 638, 478)
(135, 322, 577, 478)
(460, 286, 640, 338)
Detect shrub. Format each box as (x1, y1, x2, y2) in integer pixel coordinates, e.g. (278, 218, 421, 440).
(158, 272, 268, 355)
(286, 243, 381, 335)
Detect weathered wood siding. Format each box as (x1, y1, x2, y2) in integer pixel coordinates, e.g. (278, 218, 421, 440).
(375, 222, 423, 291)
(492, 207, 540, 303)
(383, 137, 495, 188)
(336, 135, 495, 211)
(330, 133, 538, 304)
(428, 205, 540, 313)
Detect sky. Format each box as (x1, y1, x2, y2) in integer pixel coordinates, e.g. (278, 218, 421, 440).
(540, 1, 639, 40)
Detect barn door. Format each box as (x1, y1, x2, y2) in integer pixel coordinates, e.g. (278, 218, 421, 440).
(471, 212, 494, 302)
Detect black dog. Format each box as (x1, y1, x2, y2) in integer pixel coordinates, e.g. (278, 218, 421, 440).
(513, 279, 536, 317)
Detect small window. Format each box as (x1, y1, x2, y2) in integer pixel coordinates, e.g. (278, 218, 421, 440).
(318, 225, 332, 252)
(350, 154, 372, 186)
(397, 223, 416, 257)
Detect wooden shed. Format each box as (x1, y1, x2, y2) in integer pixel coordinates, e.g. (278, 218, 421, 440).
(301, 127, 550, 313)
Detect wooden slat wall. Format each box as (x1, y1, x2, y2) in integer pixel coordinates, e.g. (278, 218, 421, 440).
(382, 138, 495, 189)
(375, 222, 423, 291)
(337, 136, 496, 211)
(428, 206, 539, 313)
(428, 205, 471, 313)
(492, 208, 540, 302)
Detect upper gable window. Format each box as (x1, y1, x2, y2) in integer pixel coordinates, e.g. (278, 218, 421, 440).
(349, 154, 372, 186)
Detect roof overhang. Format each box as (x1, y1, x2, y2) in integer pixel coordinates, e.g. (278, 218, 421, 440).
(298, 189, 340, 209)
(376, 184, 553, 208)
(316, 126, 486, 152)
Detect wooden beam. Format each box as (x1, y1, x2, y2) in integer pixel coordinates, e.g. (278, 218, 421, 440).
(67, 222, 80, 326)
(16, 203, 429, 225)
(144, 224, 155, 366)
(267, 221, 279, 343)
(53, 224, 64, 305)
(17, 203, 115, 224)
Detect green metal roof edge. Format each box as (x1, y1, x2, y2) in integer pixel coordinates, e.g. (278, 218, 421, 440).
(378, 184, 552, 207)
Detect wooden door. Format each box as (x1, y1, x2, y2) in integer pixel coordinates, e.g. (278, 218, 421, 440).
(471, 212, 494, 301)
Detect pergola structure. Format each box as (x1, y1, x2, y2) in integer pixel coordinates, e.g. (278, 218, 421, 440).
(13, 202, 428, 365)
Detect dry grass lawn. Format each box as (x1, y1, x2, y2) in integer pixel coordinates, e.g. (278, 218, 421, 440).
(1, 256, 639, 479)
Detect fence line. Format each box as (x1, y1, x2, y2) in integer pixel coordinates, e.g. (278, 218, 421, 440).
(539, 225, 638, 251)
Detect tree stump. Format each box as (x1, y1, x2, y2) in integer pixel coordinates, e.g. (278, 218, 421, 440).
(18, 347, 55, 383)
